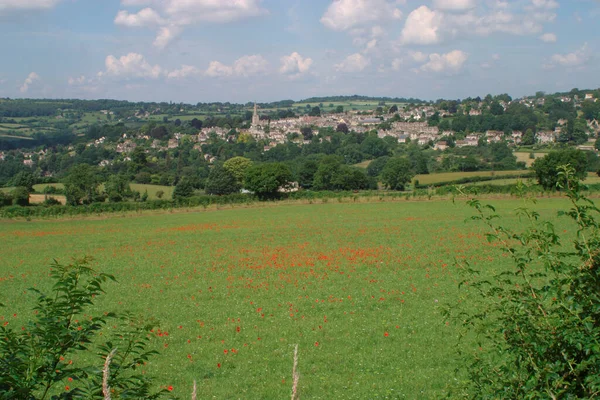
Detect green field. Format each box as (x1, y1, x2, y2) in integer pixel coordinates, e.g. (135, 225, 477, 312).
(415, 170, 529, 185)
(0, 198, 577, 398)
(294, 101, 406, 112)
(130, 183, 173, 199)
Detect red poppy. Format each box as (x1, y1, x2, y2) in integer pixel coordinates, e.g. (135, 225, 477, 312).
(167, 385, 173, 391)
(384, 332, 389, 337)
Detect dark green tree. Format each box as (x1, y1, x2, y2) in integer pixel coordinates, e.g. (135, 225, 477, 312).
(298, 159, 319, 189)
(360, 136, 389, 159)
(173, 176, 195, 199)
(244, 162, 292, 199)
(336, 123, 349, 134)
(380, 157, 414, 191)
(204, 165, 240, 195)
(11, 187, 30, 206)
(104, 174, 132, 202)
(532, 149, 587, 190)
(521, 128, 536, 146)
(64, 164, 100, 205)
(11, 171, 35, 193)
(366, 156, 390, 177)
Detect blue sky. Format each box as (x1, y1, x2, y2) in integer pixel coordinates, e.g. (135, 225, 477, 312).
(0, 0, 598, 103)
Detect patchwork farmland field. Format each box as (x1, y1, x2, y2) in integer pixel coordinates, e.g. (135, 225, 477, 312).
(0, 198, 576, 398)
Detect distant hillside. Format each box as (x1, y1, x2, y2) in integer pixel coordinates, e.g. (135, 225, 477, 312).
(299, 95, 426, 104)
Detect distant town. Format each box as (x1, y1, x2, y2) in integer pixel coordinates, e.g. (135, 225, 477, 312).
(1, 88, 599, 206)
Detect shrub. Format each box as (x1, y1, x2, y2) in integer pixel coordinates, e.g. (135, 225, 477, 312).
(0, 257, 165, 399)
(43, 197, 62, 206)
(448, 166, 600, 398)
(11, 186, 30, 206)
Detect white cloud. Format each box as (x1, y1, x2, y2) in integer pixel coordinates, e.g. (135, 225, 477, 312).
(391, 58, 403, 71)
(531, 0, 559, 9)
(121, 0, 155, 6)
(101, 53, 164, 79)
(400, 6, 442, 45)
(205, 55, 269, 78)
(205, 61, 234, 78)
(432, 0, 476, 11)
(420, 50, 468, 74)
(153, 25, 181, 49)
(334, 53, 370, 72)
(114, 0, 267, 48)
(114, 8, 164, 27)
(321, 0, 402, 31)
(0, 0, 61, 13)
(167, 65, 201, 79)
(398, 1, 557, 47)
(20, 72, 40, 93)
(539, 32, 557, 42)
(410, 51, 428, 63)
(68, 75, 87, 86)
(550, 43, 590, 67)
(279, 52, 313, 76)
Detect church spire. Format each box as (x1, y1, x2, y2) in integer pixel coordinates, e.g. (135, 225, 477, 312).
(252, 102, 260, 127)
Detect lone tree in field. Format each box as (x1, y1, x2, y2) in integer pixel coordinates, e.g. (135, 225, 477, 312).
(531, 148, 587, 190)
(64, 164, 100, 205)
(380, 157, 414, 191)
(244, 162, 292, 199)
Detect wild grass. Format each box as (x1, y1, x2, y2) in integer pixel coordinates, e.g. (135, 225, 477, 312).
(0, 198, 578, 398)
(129, 183, 173, 200)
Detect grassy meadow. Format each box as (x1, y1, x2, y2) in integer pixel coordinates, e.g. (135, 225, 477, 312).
(0, 197, 578, 398)
(414, 170, 529, 185)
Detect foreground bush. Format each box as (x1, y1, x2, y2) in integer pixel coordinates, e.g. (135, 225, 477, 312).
(449, 166, 600, 398)
(0, 257, 165, 399)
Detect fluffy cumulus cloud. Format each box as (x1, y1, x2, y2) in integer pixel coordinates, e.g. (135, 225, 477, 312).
(410, 51, 428, 63)
(100, 53, 164, 79)
(20, 72, 40, 93)
(400, 6, 442, 45)
(539, 32, 557, 42)
(205, 55, 269, 78)
(321, 0, 402, 31)
(114, 7, 164, 27)
(549, 43, 590, 68)
(432, 0, 476, 11)
(398, 0, 560, 46)
(0, 0, 61, 13)
(167, 65, 201, 79)
(279, 52, 313, 77)
(334, 53, 370, 72)
(419, 50, 468, 74)
(115, 0, 267, 48)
